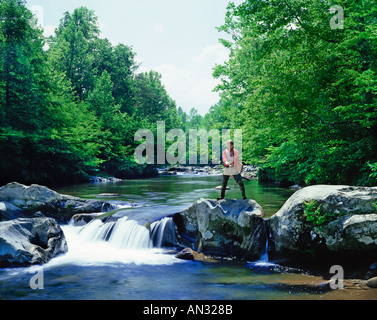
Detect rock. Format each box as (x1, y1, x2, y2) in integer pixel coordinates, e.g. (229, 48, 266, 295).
(88, 176, 122, 183)
(176, 248, 195, 260)
(0, 182, 120, 223)
(174, 199, 267, 260)
(158, 166, 222, 176)
(168, 166, 193, 172)
(315, 214, 377, 252)
(269, 185, 377, 261)
(71, 213, 104, 226)
(175, 248, 218, 262)
(0, 218, 68, 267)
(215, 186, 230, 190)
(0, 182, 65, 208)
(241, 166, 259, 180)
(0, 201, 22, 221)
(289, 185, 303, 190)
(367, 277, 377, 288)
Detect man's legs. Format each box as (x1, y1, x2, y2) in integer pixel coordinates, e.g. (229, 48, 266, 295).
(218, 175, 230, 200)
(234, 174, 247, 200)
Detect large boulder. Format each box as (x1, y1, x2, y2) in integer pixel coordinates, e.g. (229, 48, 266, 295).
(269, 185, 377, 262)
(0, 182, 120, 223)
(173, 199, 267, 260)
(314, 214, 377, 252)
(0, 218, 68, 267)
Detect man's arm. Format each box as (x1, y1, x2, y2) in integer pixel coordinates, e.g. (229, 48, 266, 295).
(223, 150, 230, 167)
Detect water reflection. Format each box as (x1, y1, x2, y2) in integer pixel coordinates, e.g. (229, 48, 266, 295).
(54, 175, 295, 218)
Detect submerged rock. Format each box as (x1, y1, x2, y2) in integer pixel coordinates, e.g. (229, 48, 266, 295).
(174, 199, 267, 261)
(269, 185, 377, 261)
(0, 218, 68, 267)
(367, 277, 377, 288)
(175, 248, 218, 262)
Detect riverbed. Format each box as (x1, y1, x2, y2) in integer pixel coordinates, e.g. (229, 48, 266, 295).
(0, 175, 376, 300)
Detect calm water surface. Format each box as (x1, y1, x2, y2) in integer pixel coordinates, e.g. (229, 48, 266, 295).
(1, 175, 373, 300)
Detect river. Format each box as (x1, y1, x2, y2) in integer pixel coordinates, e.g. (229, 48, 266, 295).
(0, 175, 375, 300)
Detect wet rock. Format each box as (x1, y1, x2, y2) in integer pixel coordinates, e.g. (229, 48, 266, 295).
(269, 185, 377, 261)
(367, 277, 377, 288)
(0, 218, 68, 267)
(174, 199, 267, 261)
(0, 182, 120, 223)
(176, 248, 195, 260)
(215, 186, 230, 190)
(175, 248, 218, 262)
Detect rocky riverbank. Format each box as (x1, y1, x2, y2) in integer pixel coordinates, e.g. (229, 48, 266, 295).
(0, 182, 131, 267)
(1, 181, 377, 292)
(0, 182, 132, 224)
(269, 185, 377, 263)
(158, 165, 259, 180)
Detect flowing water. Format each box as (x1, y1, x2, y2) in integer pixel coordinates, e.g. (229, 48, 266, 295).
(0, 175, 374, 300)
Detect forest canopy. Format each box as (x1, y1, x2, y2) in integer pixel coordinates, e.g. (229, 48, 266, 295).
(0, 0, 201, 185)
(1, 0, 377, 187)
(213, 0, 377, 186)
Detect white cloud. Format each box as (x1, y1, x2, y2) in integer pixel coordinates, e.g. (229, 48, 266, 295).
(135, 45, 229, 115)
(192, 44, 229, 65)
(43, 25, 56, 38)
(153, 24, 165, 34)
(154, 64, 220, 115)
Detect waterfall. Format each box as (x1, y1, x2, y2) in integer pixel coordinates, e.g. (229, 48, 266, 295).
(77, 217, 153, 250)
(48, 217, 182, 267)
(108, 218, 153, 249)
(75, 216, 177, 250)
(259, 238, 269, 263)
(150, 217, 176, 248)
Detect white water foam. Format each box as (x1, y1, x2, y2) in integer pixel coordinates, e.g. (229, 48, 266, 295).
(44, 218, 183, 269)
(150, 217, 175, 248)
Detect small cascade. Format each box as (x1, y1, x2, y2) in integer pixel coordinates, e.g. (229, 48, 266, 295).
(259, 238, 269, 263)
(78, 217, 153, 249)
(252, 226, 276, 267)
(150, 217, 176, 248)
(108, 218, 152, 249)
(75, 215, 177, 251)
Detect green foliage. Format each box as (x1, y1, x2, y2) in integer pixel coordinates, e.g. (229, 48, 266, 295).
(213, 0, 377, 186)
(0, 2, 180, 185)
(369, 162, 377, 180)
(303, 200, 344, 228)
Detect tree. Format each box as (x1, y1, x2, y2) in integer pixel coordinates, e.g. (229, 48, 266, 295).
(0, 0, 52, 184)
(51, 6, 100, 100)
(91, 39, 137, 114)
(215, 0, 377, 186)
(134, 70, 180, 130)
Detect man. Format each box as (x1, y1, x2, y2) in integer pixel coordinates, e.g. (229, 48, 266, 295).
(217, 140, 247, 200)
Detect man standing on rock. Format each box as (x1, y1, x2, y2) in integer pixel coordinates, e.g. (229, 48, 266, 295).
(217, 140, 247, 200)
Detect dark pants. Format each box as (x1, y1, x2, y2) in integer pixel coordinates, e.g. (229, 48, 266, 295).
(220, 174, 247, 199)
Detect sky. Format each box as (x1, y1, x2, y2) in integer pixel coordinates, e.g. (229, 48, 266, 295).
(26, 0, 244, 116)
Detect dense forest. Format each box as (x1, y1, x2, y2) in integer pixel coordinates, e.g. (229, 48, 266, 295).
(0, 0, 211, 185)
(1, 0, 377, 187)
(213, 0, 377, 186)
